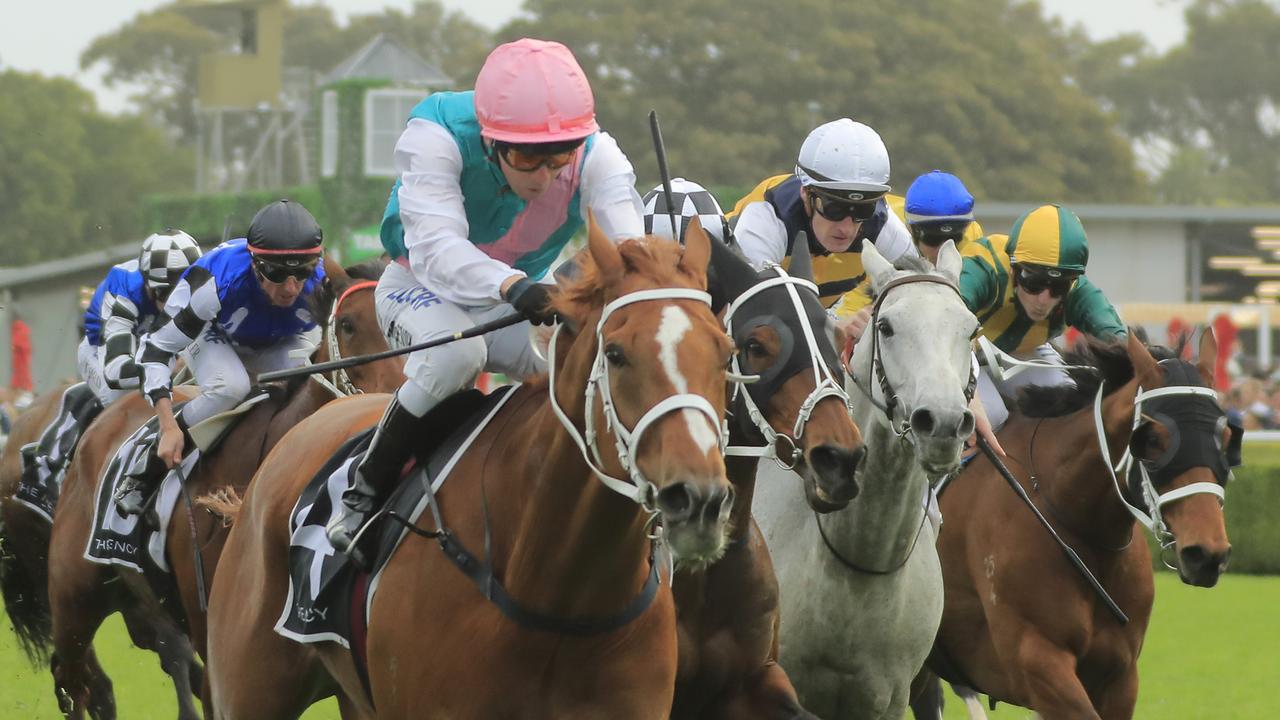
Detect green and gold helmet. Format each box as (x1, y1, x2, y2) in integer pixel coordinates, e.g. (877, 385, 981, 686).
(1007, 204, 1088, 273)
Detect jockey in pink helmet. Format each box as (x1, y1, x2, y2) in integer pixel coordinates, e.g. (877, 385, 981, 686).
(328, 39, 646, 562)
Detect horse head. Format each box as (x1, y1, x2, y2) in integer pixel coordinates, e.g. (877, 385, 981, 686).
(316, 257, 404, 394)
(712, 234, 864, 512)
(554, 216, 735, 565)
(851, 240, 977, 478)
(1124, 329, 1235, 587)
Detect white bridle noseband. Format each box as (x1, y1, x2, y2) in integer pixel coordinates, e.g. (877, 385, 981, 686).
(549, 287, 728, 510)
(722, 265, 851, 467)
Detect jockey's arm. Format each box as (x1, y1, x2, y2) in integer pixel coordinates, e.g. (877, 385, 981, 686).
(576, 131, 645, 240)
(731, 202, 789, 270)
(100, 293, 143, 390)
(1064, 276, 1126, 342)
(136, 267, 221, 407)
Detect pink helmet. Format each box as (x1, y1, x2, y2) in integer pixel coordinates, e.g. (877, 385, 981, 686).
(474, 38, 599, 144)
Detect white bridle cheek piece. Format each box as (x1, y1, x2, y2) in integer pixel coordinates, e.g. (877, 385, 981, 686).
(548, 288, 727, 509)
(722, 267, 852, 465)
(1094, 383, 1226, 542)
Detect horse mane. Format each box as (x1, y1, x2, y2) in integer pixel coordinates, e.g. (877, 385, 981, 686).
(308, 258, 389, 330)
(553, 237, 696, 325)
(1015, 337, 1137, 417)
(892, 253, 935, 275)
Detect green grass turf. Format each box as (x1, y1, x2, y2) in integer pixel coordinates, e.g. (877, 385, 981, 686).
(1, 573, 1274, 718)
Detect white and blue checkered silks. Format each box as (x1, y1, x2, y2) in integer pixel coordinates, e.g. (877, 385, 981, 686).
(139, 230, 203, 292)
(642, 178, 730, 245)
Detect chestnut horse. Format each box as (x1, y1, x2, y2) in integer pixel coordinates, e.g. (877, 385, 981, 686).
(670, 236, 863, 718)
(44, 259, 401, 720)
(921, 331, 1234, 719)
(0, 381, 74, 662)
(206, 222, 736, 719)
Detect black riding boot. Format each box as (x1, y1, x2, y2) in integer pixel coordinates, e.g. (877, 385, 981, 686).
(115, 419, 192, 516)
(326, 397, 422, 565)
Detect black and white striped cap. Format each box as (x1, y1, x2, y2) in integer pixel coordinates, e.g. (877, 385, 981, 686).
(139, 229, 202, 292)
(642, 178, 730, 245)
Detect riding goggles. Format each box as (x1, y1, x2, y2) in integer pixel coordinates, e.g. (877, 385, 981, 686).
(1015, 266, 1076, 298)
(254, 257, 318, 284)
(810, 191, 879, 223)
(911, 221, 971, 247)
(495, 142, 579, 173)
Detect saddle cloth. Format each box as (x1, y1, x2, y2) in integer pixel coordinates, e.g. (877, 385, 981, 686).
(276, 385, 518, 648)
(14, 383, 103, 522)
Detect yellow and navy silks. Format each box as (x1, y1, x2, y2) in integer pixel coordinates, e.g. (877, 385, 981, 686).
(832, 194, 987, 318)
(959, 233, 1125, 354)
(728, 174, 892, 308)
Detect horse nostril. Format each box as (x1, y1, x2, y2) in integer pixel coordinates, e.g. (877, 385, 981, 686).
(958, 410, 976, 438)
(704, 485, 735, 525)
(1180, 545, 1208, 569)
(810, 444, 863, 480)
(910, 408, 936, 436)
(656, 483, 696, 523)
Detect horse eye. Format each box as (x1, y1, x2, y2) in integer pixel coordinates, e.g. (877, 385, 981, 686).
(338, 317, 355, 335)
(604, 344, 628, 367)
(877, 319, 895, 337)
(745, 338, 766, 357)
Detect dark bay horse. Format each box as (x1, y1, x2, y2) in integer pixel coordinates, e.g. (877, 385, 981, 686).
(0, 381, 75, 661)
(671, 236, 863, 719)
(44, 259, 401, 720)
(207, 221, 736, 719)
(922, 331, 1234, 719)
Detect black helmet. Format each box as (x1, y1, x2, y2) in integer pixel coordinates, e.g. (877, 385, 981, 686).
(247, 199, 323, 255)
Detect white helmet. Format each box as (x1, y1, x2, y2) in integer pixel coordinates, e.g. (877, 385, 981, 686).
(794, 118, 891, 199)
(139, 229, 202, 296)
(641, 178, 730, 244)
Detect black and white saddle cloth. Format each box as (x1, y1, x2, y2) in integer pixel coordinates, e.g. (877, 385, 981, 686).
(276, 385, 518, 648)
(84, 415, 201, 574)
(14, 383, 103, 522)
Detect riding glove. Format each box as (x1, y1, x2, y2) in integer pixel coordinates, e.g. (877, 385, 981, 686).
(506, 278, 560, 325)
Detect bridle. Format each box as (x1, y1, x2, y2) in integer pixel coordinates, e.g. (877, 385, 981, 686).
(548, 287, 728, 511)
(313, 280, 379, 397)
(722, 264, 851, 468)
(849, 274, 976, 438)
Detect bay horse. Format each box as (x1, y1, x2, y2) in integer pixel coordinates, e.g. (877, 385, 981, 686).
(919, 330, 1234, 719)
(0, 380, 74, 662)
(670, 236, 864, 719)
(44, 259, 401, 720)
(206, 221, 736, 719)
(753, 240, 978, 719)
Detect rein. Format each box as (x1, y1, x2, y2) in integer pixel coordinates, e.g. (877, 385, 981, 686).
(722, 265, 850, 467)
(314, 280, 378, 397)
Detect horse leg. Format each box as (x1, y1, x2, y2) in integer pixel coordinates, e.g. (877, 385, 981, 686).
(952, 684, 989, 720)
(47, 548, 117, 719)
(710, 662, 817, 720)
(1091, 666, 1138, 720)
(908, 670, 944, 720)
(1014, 633, 1101, 720)
(119, 604, 203, 720)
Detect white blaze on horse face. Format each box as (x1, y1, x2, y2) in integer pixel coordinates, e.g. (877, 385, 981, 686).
(657, 305, 719, 455)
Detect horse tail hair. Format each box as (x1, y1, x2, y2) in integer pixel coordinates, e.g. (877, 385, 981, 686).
(197, 486, 244, 527)
(0, 516, 53, 665)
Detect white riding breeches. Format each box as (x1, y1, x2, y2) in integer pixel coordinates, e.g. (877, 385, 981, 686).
(376, 261, 543, 418)
(977, 342, 1074, 430)
(77, 338, 130, 407)
(177, 326, 319, 428)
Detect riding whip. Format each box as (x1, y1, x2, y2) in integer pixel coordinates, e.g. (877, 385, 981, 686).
(174, 459, 210, 613)
(256, 313, 526, 384)
(648, 110, 680, 239)
(976, 436, 1129, 625)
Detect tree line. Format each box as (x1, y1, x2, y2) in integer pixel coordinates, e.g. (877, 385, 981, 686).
(0, 0, 1276, 264)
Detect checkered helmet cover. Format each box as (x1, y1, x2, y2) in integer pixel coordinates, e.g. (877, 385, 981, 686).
(641, 178, 729, 245)
(139, 229, 203, 292)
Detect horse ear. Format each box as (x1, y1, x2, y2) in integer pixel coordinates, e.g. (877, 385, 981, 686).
(935, 240, 962, 284)
(323, 255, 348, 285)
(789, 231, 815, 283)
(862, 240, 895, 292)
(708, 234, 759, 302)
(1126, 331, 1162, 388)
(1197, 326, 1218, 383)
(680, 216, 711, 288)
(587, 211, 624, 287)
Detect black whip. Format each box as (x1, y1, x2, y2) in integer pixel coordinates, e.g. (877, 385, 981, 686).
(648, 110, 679, 239)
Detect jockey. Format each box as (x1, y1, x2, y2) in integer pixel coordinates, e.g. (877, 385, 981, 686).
(727, 118, 914, 321)
(961, 204, 1125, 429)
(641, 177, 731, 245)
(835, 170, 983, 335)
(115, 199, 326, 514)
(80, 229, 203, 406)
(325, 38, 645, 556)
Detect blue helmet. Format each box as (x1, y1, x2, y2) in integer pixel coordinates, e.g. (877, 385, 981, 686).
(904, 170, 974, 225)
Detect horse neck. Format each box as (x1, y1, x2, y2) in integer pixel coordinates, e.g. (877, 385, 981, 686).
(1036, 377, 1142, 549)
(500, 330, 655, 620)
(822, 397, 928, 568)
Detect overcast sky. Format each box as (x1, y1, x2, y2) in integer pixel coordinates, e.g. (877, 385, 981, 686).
(0, 0, 1187, 113)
